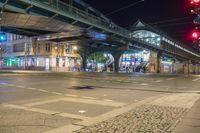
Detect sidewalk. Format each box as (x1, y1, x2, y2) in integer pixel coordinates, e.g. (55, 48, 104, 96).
(0, 70, 50, 74)
(173, 99, 200, 133)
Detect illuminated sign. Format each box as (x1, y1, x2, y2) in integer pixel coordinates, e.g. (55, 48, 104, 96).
(87, 32, 108, 40)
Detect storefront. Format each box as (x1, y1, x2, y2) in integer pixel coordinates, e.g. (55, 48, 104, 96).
(160, 61, 173, 73)
(119, 50, 150, 72)
(0, 57, 20, 69)
(86, 53, 114, 72)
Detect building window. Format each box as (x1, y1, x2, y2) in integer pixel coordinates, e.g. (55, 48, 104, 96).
(45, 43, 51, 52)
(13, 43, 25, 52)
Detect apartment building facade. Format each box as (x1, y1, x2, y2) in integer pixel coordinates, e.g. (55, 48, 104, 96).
(0, 33, 82, 71)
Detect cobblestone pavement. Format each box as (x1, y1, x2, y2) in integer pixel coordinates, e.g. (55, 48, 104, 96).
(74, 105, 187, 133)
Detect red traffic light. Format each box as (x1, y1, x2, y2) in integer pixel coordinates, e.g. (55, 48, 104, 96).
(191, 0, 200, 5)
(192, 31, 200, 39)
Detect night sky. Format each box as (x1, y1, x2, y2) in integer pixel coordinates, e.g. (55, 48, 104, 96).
(83, 0, 195, 47)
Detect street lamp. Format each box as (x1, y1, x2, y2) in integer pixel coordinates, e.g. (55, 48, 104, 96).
(72, 46, 78, 51)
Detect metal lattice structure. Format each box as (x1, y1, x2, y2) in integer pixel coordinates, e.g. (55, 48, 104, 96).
(0, 0, 200, 62)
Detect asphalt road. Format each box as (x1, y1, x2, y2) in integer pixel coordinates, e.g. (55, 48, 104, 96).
(0, 72, 200, 133)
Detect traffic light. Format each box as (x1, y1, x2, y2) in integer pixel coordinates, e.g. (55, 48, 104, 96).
(0, 32, 7, 42)
(191, 31, 200, 39)
(191, 0, 200, 5)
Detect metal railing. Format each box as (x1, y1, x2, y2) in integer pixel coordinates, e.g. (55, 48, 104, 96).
(2, 0, 200, 60)
(25, 0, 130, 38)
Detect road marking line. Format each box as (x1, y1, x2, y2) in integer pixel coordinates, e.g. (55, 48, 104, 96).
(192, 78, 200, 82)
(23, 98, 64, 107)
(27, 87, 36, 90)
(82, 96, 97, 100)
(78, 110, 86, 114)
(155, 80, 162, 83)
(59, 112, 89, 120)
(166, 78, 175, 81)
(7, 84, 14, 86)
(61, 97, 126, 107)
(2, 104, 57, 114)
(2, 104, 89, 120)
(23, 97, 126, 108)
(0, 83, 8, 85)
(65, 94, 78, 97)
(140, 83, 148, 86)
(51, 92, 62, 95)
(38, 89, 48, 93)
(103, 99, 113, 102)
(43, 125, 83, 133)
(17, 86, 25, 88)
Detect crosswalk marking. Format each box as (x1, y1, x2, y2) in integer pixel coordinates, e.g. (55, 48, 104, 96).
(23, 97, 126, 107)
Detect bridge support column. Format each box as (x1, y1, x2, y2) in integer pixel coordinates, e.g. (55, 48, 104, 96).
(82, 56, 87, 72)
(157, 51, 162, 73)
(148, 51, 162, 73)
(183, 60, 190, 74)
(78, 47, 90, 72)
(112, 51, 123, 73)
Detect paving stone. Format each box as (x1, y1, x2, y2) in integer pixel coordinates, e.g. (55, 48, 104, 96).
(0, 106, 80, 133)
(74, 105, 187, 133)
